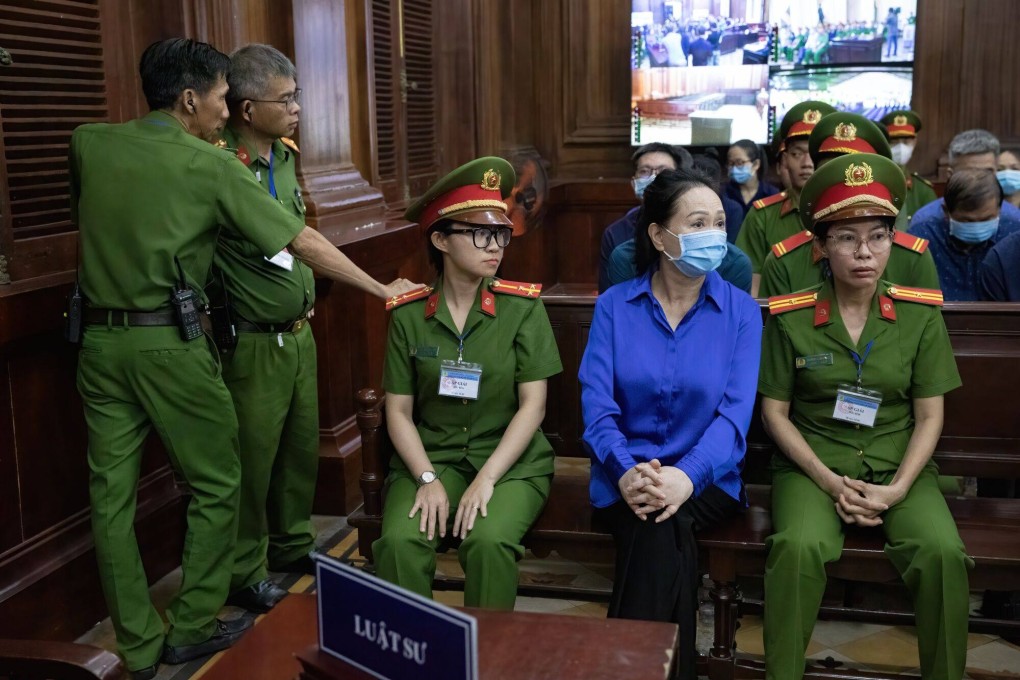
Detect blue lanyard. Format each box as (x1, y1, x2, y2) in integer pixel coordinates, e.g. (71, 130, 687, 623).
(455, 328, 474, 362)
(267, 151, 277, 199)
(848, 340, 874, 388)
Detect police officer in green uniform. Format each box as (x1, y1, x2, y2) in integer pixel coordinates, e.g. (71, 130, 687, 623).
(736, 101, 835, 295)
(73, 39, 416, 679)
(212, 44, 354, 613)
(759, 112, 940, 297)
(881, 110, 938, 222)
(758, 153, 971, 680)
(373, 157, 562, 610)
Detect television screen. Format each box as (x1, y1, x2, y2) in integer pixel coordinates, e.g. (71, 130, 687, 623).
(770, 0, 919, 66)
(631, 0, 772, 144)
(769, 65, 914, 126)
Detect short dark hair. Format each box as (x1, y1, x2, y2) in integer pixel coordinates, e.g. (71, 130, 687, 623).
(427, 220, 455, 274)
(692, 153, 723, 190)
(139, 38, 231, 111)
(632, 143, 693, 172)
(634, 168, 718, 275)
(729, 139, 768, 178)
(944, 169, 1004, 214)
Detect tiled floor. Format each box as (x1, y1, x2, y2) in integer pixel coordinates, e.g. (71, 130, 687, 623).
(79, 514, 1020, 679)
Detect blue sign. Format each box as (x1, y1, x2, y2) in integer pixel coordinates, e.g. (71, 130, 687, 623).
(315, 555, 478, 680)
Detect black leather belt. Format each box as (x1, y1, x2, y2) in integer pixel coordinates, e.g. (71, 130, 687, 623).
(84, 308, 212, 331)
(235, 317, 308, 334)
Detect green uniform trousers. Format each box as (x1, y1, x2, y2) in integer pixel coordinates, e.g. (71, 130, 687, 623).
(222, 322, 319, 591)
(76, 326, 241, 671)
(372, 462, 550, 609)
(764, 466, 972, 680)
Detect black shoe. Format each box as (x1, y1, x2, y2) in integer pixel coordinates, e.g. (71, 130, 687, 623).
(225, 579, 289, 613)
(272, 548, 322, 575)
(161, 616, 254, 665)
(131, 664, 158, 680)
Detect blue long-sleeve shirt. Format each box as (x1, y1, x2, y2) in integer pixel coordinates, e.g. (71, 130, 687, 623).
(579, 268, 763, 508)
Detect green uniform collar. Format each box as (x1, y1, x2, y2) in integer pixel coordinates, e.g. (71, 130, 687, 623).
(221, 124, 292, 167)
(426, 276, 494, 338)
(812, 280, 897, 355)
(143, 110, 187, 132)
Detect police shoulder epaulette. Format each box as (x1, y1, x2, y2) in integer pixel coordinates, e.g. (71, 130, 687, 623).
(771, 230, 813, 258)
(280, 137, 300, 154)
(385, 285, 433, 311)
(753, 191, 788, 210)
(490, 279, 542, 299)
(885, 285, 943, 306)
(767, 291, 818, 315)
(911, 172, 933, 187)
(892, 230, 929, 254)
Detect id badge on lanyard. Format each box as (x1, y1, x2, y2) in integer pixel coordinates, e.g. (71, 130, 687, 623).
(437, 328, 483, 400)
(831, 340, 883, 428)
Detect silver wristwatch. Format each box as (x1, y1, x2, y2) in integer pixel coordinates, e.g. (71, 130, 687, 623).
(417, 470, 437, 486)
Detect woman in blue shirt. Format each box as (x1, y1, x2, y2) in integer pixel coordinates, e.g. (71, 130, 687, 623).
(579, 169, 763, 680)
(724, 139, 779, 220)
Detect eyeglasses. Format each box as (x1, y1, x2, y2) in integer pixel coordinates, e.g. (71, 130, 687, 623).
(826, 229, 893, 255)
(634, 166, 672, 179)
(249, 88, 302, 108)
(447, 227, 513, 249)
(726, 161, 752, 169)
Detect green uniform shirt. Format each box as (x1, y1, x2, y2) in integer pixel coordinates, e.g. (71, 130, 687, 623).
(758, 280, 961, 476)
(902, 171, 938, 224)
(70, 112, 304, 311)
(758, 238, 940, 297)
(383, 277, 563, 481)
(212, 125, 315, 322)
(735, 193, 803, 273)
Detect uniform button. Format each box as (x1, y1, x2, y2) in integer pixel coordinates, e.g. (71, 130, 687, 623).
(462, 427, 468, 432)
(462, 446, 468, 452)
(855, 424, 861, 430)
(462, 399, 468, 405)
(857, 449, 864, 456)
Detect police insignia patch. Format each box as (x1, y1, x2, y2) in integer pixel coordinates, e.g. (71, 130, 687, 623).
(844, 162, 874, 187)
(481, 169, 501, 191)
(804, 109, 822, 124)
(894, 115, 908, 126)
(834, 123, 857, 142)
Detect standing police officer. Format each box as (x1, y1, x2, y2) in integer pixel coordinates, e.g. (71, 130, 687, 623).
(72, 38, 415, 679)
(213, 44, 319, 613)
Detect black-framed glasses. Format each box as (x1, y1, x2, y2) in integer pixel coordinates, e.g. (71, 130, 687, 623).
(448, 227, 512, 249)
(826, 229, 893, 255)
(249, 88, 302, 108)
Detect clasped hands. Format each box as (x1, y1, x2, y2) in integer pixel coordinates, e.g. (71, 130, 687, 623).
(827, 474, 905, 527)
(618, 459, 694, 522)
(408, 476, 494, 541)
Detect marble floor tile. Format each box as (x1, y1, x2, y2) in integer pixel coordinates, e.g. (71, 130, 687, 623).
(836, 629, 920, 670)
(964, 639, 1020, 674)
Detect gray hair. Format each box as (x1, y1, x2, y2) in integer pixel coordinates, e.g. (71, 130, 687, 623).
(948, 129, 1000, 164)
(227, 43, 296, 107)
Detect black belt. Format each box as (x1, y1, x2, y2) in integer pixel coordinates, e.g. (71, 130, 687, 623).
(84, 308, 212, 331)
(235, 317, 308, 334)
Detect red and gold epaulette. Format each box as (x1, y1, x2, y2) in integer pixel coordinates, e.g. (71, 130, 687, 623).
(385, 285, 433, 311)
(767, 291, 818, 315)
(753, 191, 788, 211)
(280, 137, 300, 154)
(771, 230, 813, 258)
(892, 230, 929, 254)
(885, 285, 943, 306)
(490, 279, 542, 299)
(234, 145, 253, 166)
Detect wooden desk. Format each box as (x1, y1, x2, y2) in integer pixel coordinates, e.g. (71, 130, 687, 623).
(201, 593, 679, 680)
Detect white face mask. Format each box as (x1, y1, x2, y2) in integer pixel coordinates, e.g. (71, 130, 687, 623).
(891, 142, 914, 166)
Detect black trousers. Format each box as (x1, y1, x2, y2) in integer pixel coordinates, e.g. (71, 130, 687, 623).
(596, 486, 742, 680)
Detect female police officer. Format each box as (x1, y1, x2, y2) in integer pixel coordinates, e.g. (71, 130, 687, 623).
(759, 153, 970, 680)
(372, 157, 562, 609)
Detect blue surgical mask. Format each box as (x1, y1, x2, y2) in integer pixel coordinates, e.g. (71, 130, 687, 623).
(997, 169, 1020, 196)
(663, 228, 728, 278)
(729, 164, 754, 184)
(633, 174, 656, 199)
(949, 217, 999, 244)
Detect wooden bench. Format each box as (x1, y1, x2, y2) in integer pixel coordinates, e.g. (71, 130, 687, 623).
(0, 639, 125, 680)
(348, 286, 1020, 679)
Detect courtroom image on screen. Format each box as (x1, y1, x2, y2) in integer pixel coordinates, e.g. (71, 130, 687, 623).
(770, 0, 918, 66)
(631, 64, 771, 145)
(769, 66, 913, 129)
(632, 0, 771, 69)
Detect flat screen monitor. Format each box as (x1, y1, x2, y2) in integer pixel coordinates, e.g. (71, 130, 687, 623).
(769, 65, 914, 128)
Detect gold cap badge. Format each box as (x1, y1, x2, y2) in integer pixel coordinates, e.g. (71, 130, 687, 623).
(844, 162, 874, 187)
(894, 115, 908, 126)
(834, 123, 857, 142)
(481, 169, 501, 191)
(804, 109, 822, 124)
(214, 139, 228, 149)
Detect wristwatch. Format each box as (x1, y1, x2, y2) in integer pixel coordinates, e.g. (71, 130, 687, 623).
(417, 470, 437, 486)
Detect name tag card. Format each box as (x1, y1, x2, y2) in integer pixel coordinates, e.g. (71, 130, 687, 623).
(265, 250, 294, 271)
(315, 555, 478, 680)
(832, 384, 882, 428)
(438, 361, 482, 400)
